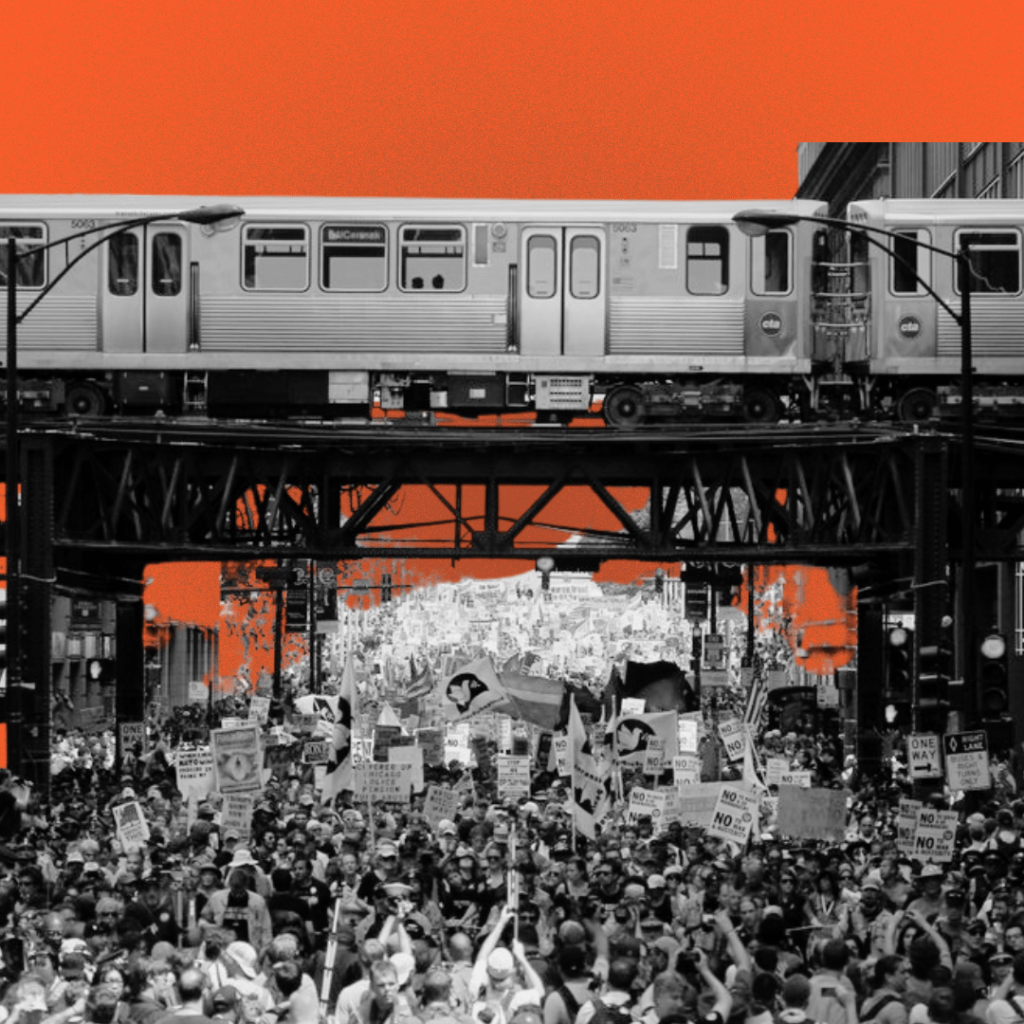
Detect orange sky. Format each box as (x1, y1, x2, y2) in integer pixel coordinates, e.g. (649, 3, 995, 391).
(6, 0, 1017, 680)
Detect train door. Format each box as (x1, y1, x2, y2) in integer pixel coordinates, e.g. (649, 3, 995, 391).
(518, 227, 606, 357)
(102, 225, 190, 353)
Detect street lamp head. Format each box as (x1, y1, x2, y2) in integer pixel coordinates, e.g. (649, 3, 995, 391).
(732, 210, 802, 237)
(175, 204, 246, 226)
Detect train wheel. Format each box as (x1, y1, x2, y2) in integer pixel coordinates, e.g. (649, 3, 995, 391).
(603, 385, 646, 429)
(897, 387, 937, 423)
(65, 382, 107, 417)
(742, 388, 781, 424)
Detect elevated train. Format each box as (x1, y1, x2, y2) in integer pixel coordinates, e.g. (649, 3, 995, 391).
(1, 195, 1022, 425)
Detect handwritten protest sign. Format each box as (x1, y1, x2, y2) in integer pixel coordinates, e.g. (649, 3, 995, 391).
(354, 762, 413, 802)
(302, 740, 330, 764)
(422, 785, 459, 828)
(175, 747, 214, 798)
(221, 793, 255, 844)
(248, 696, 271, 724)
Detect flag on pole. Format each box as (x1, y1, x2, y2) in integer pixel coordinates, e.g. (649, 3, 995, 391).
(440, 657, 508, 721)
(497, 672, 566, 731)
(743, 665, 769, 730)
(569, 695, 611, 841)
(321, 653, 357, 803)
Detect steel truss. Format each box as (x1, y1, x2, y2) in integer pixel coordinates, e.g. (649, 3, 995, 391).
(25, 421, 940, 564)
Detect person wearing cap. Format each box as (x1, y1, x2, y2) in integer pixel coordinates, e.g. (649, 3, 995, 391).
(907, 866, 946, 923)
(988, 952, 1015, 1001)
(468, 906, 545, 1024)
(198, 862, 273, 952)
(985, 952, 1024, 1024)
(838, 872, 894, 960)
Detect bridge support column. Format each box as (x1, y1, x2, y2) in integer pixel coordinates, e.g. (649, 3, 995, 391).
(21, 439, 53, 799)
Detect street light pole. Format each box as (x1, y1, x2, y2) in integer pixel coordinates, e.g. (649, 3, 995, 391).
(733, 210, 977, 726)
(4, 204, 244, 777)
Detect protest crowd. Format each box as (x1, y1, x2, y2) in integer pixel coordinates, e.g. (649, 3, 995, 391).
(3, 583, 1024, 1024)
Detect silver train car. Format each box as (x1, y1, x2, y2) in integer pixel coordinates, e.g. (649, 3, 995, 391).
(1, 195, 1018, 425)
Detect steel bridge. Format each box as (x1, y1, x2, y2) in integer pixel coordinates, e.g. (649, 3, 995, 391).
(6, 416, 1024, 788)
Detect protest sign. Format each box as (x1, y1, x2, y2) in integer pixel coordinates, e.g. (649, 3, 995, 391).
(302, 740, 330, 765)
(389, 746, 425, 793)
(627, 787, 669, 832)
(777, 770, 812, 788)
(776, 786, 848, 841)
(221, 793, 255, 844)
(354, 762, 413, 802)
(113, 800, 151, 850)
(249, 696, 271, 724)
(221, 717, 246, 729)
(414, 728, 444, 765)
(897, 798, 922, 856)
(188, 680, 207, 703)
(677, 717, 699, 754)
(553, 734, 571, 777)
(674, 782, 741, 829)
(621, 697, 646, 715)
(422, 785, 459, 828)
(707, 785, 757, 844)
(717, 718, 746, 763)
(211, 725, 263, 794)
(497, 755, 531, 800)
(673, 754, 701, 786)
(644, 738, 667, 775)
(913, 823, 956, 863)
(175, 747, 214, 798)
(765, 758, 789, 786)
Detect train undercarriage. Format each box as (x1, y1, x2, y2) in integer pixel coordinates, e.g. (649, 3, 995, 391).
(6, 368, 1024, 428)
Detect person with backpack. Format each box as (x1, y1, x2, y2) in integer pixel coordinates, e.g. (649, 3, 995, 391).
(544, 946, 594, 1024)
(859, 956, 909, 1024)
(575, 958, 639, 1024)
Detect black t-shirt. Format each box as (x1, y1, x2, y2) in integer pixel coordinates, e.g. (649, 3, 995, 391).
(220, 889, 251, 943)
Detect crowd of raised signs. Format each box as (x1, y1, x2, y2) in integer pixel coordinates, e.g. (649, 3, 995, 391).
(2, 685, 1024, 1024)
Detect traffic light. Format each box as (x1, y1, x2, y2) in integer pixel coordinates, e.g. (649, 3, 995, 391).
(884, 626, 913, 728)
(979, 633, 1009, 718)
(654, 568, 665, 595)
(917, 639, 952, 734)
(381, 573, 393, 603)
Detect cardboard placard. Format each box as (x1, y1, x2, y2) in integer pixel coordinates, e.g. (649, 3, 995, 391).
(776, 786, 848, 841)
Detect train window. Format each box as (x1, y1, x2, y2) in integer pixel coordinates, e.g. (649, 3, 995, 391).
(891, 230, 930, 295)
(751, 230, 791, 295)
(321, 224, 387, 292)
(955, 231, 1021, 294)
(570, 236, 600, 299)
(686, 226, 729, 295)
(399, 224, 466, 292)
(527, 235, 557, 298)
(151, 233, 182, 297)
(243, 225, 309, 291)
(0, 223, 46, 289)
(108, 233, 138, 296)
